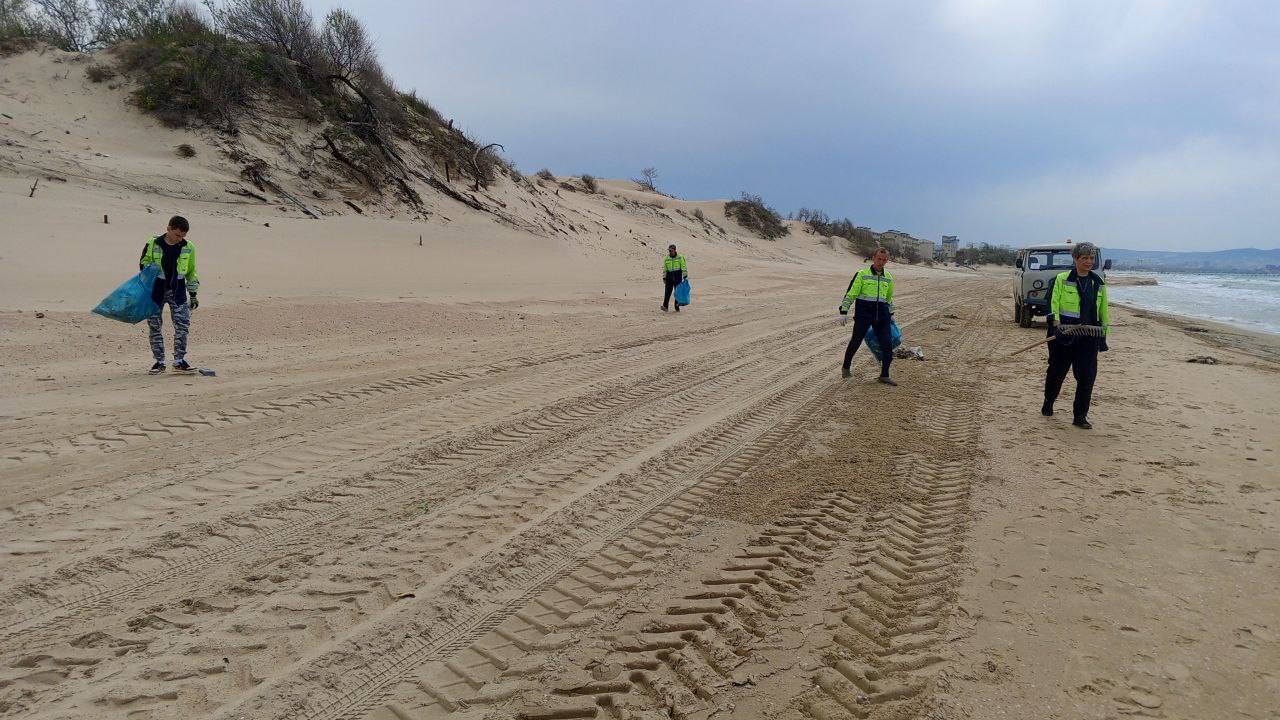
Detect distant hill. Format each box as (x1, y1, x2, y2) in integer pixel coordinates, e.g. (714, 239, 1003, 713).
(1106, 247, 1280, 274)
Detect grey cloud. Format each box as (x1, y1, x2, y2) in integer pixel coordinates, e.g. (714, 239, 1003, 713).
(309, 0, 1279, 250)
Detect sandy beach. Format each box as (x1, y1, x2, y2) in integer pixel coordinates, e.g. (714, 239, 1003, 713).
(3, 43, 1278, 720)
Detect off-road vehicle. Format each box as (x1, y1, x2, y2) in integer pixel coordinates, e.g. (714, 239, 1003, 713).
(1013, 242, 1110, 327)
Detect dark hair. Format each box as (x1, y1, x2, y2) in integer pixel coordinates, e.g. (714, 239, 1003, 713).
(668, 244, 677, 250)
(168, 215, 190, 232)
(1071, 241, 1098, 259)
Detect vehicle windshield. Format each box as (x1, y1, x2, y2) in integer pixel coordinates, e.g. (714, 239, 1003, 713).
(1026, 250, 1075, 270)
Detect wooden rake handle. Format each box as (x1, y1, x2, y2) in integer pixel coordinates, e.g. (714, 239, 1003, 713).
(1009, 335, 1057, 357)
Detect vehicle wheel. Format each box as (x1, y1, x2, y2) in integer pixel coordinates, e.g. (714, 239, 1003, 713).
(1014, 300, 1022, 324)
(1018, 303, 1033, 328)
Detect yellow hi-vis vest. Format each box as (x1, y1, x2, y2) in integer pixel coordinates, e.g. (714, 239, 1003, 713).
(839, 267, 894, 314)
(140, 237, 200, 292)
(663, 254, 687, 274)
(1050, 270, 1109, 334)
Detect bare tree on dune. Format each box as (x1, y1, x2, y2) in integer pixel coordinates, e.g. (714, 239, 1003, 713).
(95, 0, 174, 45)
(31, 0, 93, 51)
(222, 0, 318, 65)
(320, 7, 374, 81)
(633, 166, 659, 192)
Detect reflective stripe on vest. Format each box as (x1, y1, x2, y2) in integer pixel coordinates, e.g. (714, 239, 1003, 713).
(144, 238, 193, 279)
(664, 255, 686, 273)
(1051, 271, 1107, 329)
(855, 271, 893, 302)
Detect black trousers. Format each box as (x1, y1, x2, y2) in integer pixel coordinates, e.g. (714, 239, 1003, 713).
(662, 271, 683, 309)
(843, 314, 893, 377)
(1044, 338, 1098, 420)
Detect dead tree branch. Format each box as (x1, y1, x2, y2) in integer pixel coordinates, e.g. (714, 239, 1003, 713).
(240, 163, 318, 218)
(471, 142, 503, 191)
(321, 131, 378, 189)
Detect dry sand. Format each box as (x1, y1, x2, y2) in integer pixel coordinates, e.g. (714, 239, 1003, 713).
(2, 44, 1278, 720)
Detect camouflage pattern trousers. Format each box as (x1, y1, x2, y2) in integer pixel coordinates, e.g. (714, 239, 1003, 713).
(147, 289, 191, 362)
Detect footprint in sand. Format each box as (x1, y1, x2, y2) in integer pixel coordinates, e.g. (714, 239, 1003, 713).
(1125, 689, 1163, 710)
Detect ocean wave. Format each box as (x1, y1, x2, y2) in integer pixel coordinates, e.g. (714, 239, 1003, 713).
(1109, 272, 1280, 334)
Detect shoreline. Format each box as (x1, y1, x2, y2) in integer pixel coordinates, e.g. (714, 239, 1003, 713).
(1112, 301, 1280, 363)
(1106, 272, 1279, 337)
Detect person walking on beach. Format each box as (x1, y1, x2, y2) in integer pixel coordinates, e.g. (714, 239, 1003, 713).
(139, 216, 200, 374)
(839, 247, 896, 384)
(662, 244, 688, 312)
(1042, 241, 1109, 428)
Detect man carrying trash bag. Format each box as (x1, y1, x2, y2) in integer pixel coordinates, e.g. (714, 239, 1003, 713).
(139, 216, 200, 374)
(661, 244, 688, 312)
(838, 246, 897, 385)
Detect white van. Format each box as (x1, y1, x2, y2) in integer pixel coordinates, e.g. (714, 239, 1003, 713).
(1013, 243, 1110, 327)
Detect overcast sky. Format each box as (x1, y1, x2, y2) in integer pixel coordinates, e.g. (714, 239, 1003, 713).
(310, 0, 1278, 251)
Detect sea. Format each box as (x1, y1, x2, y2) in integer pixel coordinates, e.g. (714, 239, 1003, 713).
(1107, 272, 1280, 335)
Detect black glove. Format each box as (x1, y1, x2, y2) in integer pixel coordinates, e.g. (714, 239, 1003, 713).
(189, 293, 199, 311)
(838, 308, 848, 316)
(1053, 325, 1069, 339)
(1099, 337, 1109, 352)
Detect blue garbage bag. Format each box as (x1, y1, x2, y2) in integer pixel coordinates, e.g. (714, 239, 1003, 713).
(864, 318, 902, 362)
(92, 265, 161, 324)
(675, 279, 691, 306)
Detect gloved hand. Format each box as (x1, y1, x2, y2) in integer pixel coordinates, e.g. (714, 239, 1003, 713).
(1099, 337, 1109, 352)
(682, 274, 688, 282)
(189, 293, 199, 311)
(1053, 324, 1069, 339)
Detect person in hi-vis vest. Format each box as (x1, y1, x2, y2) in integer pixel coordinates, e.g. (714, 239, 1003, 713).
(661, 244, 688, 312)
(838, 247, 896, 385)
(1043, 241, 1110, 429)
(139, 215, 200, 374)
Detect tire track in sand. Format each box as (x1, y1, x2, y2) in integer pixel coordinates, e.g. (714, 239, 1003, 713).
(0, 324, 741, 470)
(456, 299, 998, 720)
(0, 311, 843, 656)
(203, 298, 976, 720)
(0, 311, 826, 597)
(799, 307, 998, 720)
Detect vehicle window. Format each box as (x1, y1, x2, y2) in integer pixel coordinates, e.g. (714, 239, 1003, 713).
(1028, 251, 1073, 269)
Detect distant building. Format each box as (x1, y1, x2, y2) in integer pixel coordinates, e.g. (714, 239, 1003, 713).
(941, 236, 959, 262)
(879, 230, 935, 261)
(910, 237, 936, 261)
(879, 230, 911, 256)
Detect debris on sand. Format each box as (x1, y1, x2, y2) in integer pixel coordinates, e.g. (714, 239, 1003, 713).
(1108, 276, 1158, 286)
(1187, 356, 1219, 364)
(893, 346, 925, 360)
